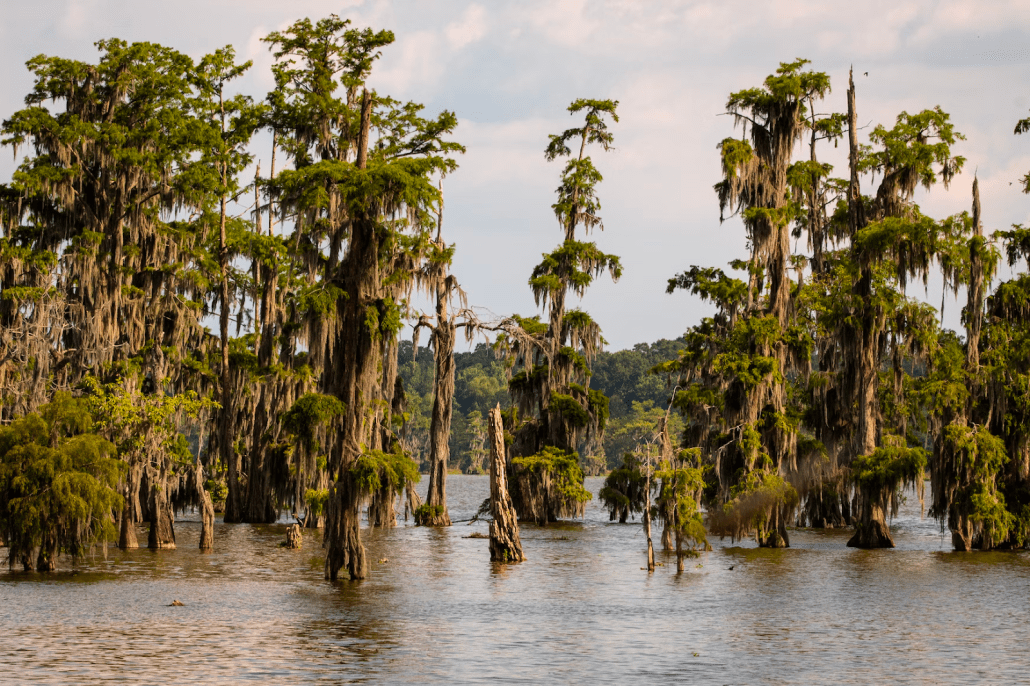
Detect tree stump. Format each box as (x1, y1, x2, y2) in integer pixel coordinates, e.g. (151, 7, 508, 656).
(199, 492, 215, 551)
(198, 464, 215, 551)
(285, 524, 302, 549)
(488, 405, 524, 563)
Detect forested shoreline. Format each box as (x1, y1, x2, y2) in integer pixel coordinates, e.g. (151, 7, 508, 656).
(398, 338, 685, 476)
(2, 15, 1030, 578)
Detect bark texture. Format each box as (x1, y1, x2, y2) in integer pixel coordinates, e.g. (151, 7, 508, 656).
(147, 478, 176, 550)
(419, 293, 456, 527)
(488, 405, 524, 563)
(324, 91, 377, 581)
(285, 524, 302, 549)
(847, 498, 894, 548)
(198, 464, 215, 551)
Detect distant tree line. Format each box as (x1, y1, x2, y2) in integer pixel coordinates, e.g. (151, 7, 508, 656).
(397, 338, 685, 475)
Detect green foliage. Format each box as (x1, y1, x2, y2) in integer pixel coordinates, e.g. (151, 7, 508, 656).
(305, 488, 330, 518)
(599, 453, 647, 522)
(298, 283, 348, 320)
(0, 393, 124, 569)
(512, 446, 592, 504)
(667, 266, 747, 309)
(851, 441, 927, 491)
(350, 448, 419, 495)
(862, 106, 965, 191)
(82, 377, 214, 464)
(282, 393, 345, 453)
(413, 503, 444, 524)
(205, 479, 228, 503)
(549, 392, 590, 428)
(530, 240, 622, 305)
(655, 455, 708, 553)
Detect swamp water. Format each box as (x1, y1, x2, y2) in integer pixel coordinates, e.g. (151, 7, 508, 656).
(2, 475, 1029, 684)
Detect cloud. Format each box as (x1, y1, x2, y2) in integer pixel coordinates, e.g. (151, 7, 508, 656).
(445, 4, 487, 50)
(3, 0, 1030, 348)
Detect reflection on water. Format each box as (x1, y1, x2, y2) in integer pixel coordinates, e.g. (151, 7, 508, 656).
(3, 476, 1029, 684)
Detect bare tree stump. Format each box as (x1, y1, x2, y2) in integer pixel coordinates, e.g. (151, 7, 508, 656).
(488, 405, 524, 563)
(199, 492, 215, 551)
(197, 464, 215, 551)
(285, 524, 302, 549)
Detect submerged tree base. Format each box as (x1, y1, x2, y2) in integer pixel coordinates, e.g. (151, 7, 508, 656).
(846, 519, 895, 548)
(414, 504, 451, 526)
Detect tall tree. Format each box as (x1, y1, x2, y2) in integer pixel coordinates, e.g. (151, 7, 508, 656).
(192, 46, 264, 524)
(667, 60, 830, 547)
(839, 74, 964, 548)
(500, 99, 620, 524)
(264, 16, 460, 579)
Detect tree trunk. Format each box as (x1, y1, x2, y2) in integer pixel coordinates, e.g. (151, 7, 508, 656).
(847, 494, 894, 548)
(244, 138, 281, 525)
(118, 462, 143, 549)
(367, 488, 397, 528)
(118, 508, 138, 550)
(643, 468, 655, 572)
(676, 529, 686, 573)
(197, 465, 214, 551)
(758, 505, 790, 548)
(219, 168, 242, 523)
(36, 529, 58, 571)
(967, 177, 983, 372)
(324, 476, 367, 581)
(325, 90, 376, 582)
(421, 312, 456, 526)
(369, 340, 400, 529)
(801, 484, 848, 528)
(148, 474, 176, 550)
(951, 515, 974, 551)
(489, 404, 525, 563)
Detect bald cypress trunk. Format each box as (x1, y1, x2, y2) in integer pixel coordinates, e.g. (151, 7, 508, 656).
(845, 69, 893, 549)
(643, 467, 655, 572)
(368, 340, 400, 528)
(325, 91, 377, 581)
(218, 154, 242, 524)
(148, 472, 176, 550)
(118, 462, 143, 549)
(243, 153, 281, 525)
(419, 295, 456, 527)
(489, 405, 524, 563)
(36, 529, 58, 571)
(847, 493, 894, 548)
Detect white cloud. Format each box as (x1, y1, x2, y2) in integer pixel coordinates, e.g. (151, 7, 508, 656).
(445, 4, 487, 50)
(371, 30, 444, 97)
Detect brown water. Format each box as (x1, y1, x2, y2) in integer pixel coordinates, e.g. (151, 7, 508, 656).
(3, 476, 1029, 684)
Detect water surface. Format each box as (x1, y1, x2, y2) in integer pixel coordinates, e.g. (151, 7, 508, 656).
(3, 476, 1028, 684)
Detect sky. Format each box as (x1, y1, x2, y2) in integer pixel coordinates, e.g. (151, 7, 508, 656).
(2, 0, 1030, 350)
